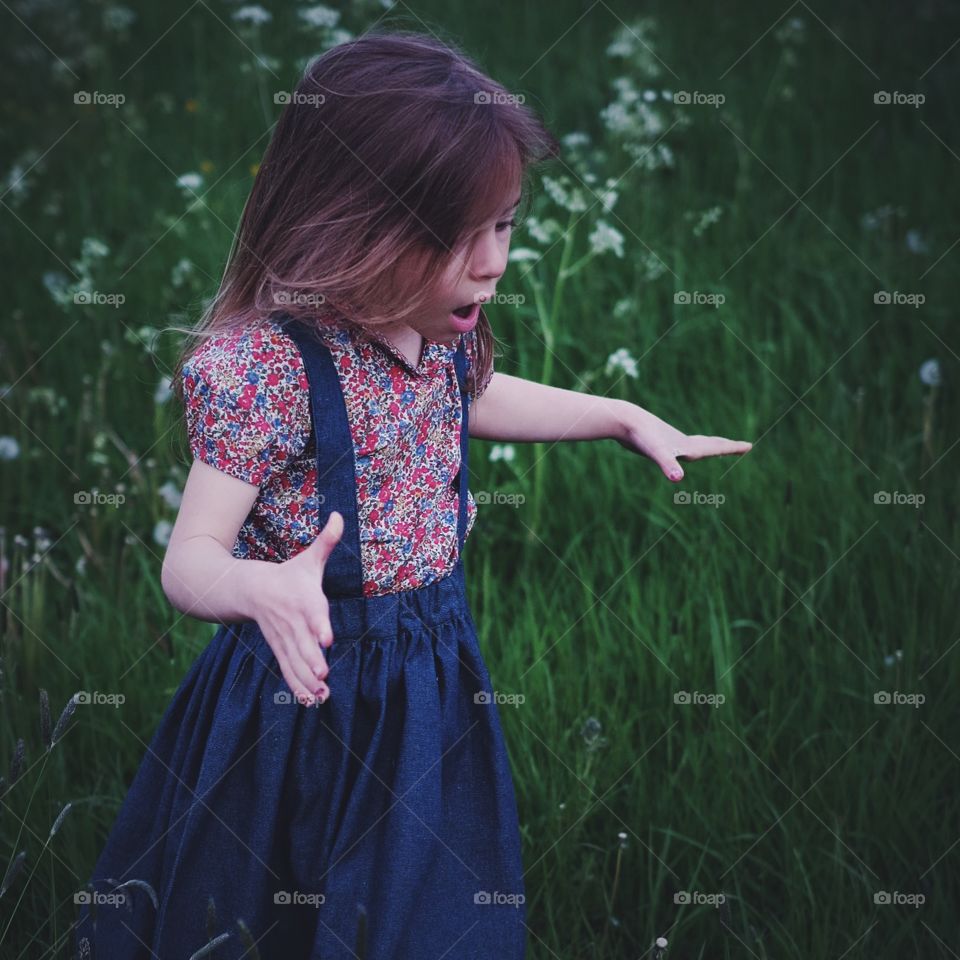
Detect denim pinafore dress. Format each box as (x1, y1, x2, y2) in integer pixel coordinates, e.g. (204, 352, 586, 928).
(75, 316, 527, 959)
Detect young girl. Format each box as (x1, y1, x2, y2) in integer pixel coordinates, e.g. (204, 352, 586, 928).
(76, 30, 751, 960)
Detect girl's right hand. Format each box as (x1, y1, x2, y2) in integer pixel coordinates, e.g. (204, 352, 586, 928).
(246, 511, 345, 707)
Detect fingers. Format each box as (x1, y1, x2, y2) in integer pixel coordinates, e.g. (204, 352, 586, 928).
(261, 608, 333, 706)
(274, 634, 330, 707)
(658, 437, 754, 480)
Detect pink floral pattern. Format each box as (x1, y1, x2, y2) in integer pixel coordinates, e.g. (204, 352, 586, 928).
(181, 315, 492, 597)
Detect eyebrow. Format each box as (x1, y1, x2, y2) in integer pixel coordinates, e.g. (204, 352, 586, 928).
(503, 195, 522, 214)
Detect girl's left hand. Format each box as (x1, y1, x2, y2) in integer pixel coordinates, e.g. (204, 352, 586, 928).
(615, 406, 753, 483)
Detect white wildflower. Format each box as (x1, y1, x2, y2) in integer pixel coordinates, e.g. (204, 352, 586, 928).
(103, 5, 136, 31)
(42, 271, 73, 307)
(638, 248, 668, 281)
(153, 519, 173, 548)
(775, 16, 806, 43)
(0, 436, 20, 460)
(158, 480, 183, 510)
(684, 204, 724, 237)
(598, 178, 619, 212)
(507, 247, 541, 263)
(525, 216, 562, 245)
(298, 5, 340, 29)
(919, 358, 941, 387)
(860, 204, 904, 232)
(588, 221, 624, 258)
(81, 237, 110, 259)
(154, 376, 172, 405)
(541, 175, 587, 213)
(905, 229, 928, 254)
(605, 347, 639, 379)
(489, 444, 515, 463)
(170, 257, 194, 287)
(232, 5, 272, 26)
(176, 171, 203, 194)
(4, 163, 31, 205)
(561, 131, 591, 150)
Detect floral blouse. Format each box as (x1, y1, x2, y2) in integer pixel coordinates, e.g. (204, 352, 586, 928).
(181, 314, 493, 597)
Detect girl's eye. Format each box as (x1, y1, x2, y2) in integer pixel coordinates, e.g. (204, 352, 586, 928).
(496, 218, 518, 233)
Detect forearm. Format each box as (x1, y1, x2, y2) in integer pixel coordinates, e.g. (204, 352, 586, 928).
(469, 371, 636, 443)
(161, 534, 273, 625)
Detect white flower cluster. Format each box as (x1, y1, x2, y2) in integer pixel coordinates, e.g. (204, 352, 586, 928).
(605, 17, 662, 77)
(42, 237, 112, 309)
(542, 175, 587, 213)
(605, 347, 639, 379)
(298, 4, 340, 29)
(860, 204, 905, 232)
(599, 75, 682, 171)
(588, 221, 625, 258)
(919, 358, 941, 387)
(684, 204, 724, 238)
(232, 5, 272, 26)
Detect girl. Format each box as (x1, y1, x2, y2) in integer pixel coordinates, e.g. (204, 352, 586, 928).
(76, 30, 751, 960)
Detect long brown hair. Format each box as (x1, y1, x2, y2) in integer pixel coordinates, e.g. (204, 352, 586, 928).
(170, 28, 560, 402)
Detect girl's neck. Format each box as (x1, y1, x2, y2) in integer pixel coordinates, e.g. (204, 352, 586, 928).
(375, 320, 425, 368)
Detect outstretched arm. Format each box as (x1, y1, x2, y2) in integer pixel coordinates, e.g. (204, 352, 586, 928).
(468, 372, 753, 483)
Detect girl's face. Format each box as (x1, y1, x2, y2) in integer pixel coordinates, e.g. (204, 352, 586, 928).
(405, 190, 522, 345)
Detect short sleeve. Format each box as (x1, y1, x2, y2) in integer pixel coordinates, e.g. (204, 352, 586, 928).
(181, 321, 311, 487)
(464, 327, 494, 400)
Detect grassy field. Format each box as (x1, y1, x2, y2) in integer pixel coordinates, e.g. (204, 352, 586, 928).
(2, 0, 959, 957)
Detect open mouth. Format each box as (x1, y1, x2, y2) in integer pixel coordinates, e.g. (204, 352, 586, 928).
(449, 300, 481, 330)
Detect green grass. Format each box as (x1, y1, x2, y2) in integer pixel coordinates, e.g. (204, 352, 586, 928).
(2, 0, 959, 956)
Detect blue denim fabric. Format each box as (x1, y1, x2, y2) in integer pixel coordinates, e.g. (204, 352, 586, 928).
(75, 316, 527, 959)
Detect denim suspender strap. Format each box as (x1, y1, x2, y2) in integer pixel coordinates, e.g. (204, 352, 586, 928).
(452, 334, 471, 558)
(281, 317, 366, 600)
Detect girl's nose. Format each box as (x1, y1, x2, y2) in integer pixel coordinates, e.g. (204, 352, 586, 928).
(469, 229, 508, 283)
